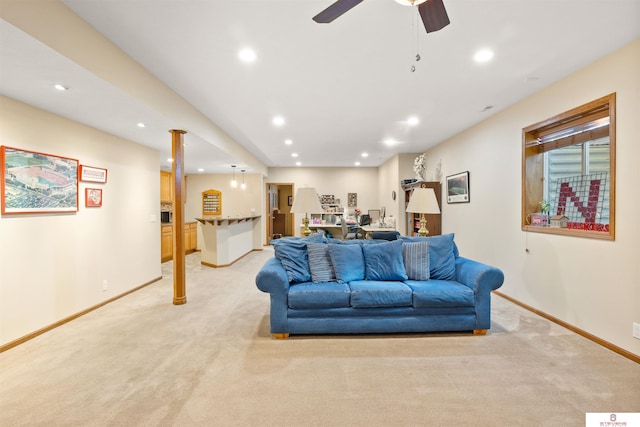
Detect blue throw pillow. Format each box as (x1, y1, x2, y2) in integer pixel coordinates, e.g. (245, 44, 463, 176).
(307, 243, 336, 283)
(328, 243, 365, 283)
(426, 233, 456, 280)
(271, 234, 325, 283)
(402, 240, 429, 280)
(362, 239, 407, 281)
(399, 233, 456, 280)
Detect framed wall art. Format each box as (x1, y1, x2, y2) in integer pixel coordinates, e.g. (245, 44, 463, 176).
(348, 192, 357, 207)
(85, 188, 103, 207)
(79, 165, 108, 183)
(1, 145, 79, 214)
(446, 171, 470, 204)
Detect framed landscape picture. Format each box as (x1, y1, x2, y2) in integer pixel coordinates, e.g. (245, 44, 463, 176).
(446, 171, 470, 204)
(1, 146, 79, 214)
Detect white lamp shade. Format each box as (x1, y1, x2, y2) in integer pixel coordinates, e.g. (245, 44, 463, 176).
(290, 187, 323, 214)
(406, 187, 440, 214)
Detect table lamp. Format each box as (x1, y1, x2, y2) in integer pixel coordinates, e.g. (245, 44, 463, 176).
(291, 187, 323, 237)
(405, 187, 440, 236)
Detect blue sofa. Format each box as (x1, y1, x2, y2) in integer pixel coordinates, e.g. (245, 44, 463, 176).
(256, 233, 504, 339)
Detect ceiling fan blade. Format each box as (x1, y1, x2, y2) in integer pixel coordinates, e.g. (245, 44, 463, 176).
(313, 0, 365, 23)
(418, 0, 450, 33)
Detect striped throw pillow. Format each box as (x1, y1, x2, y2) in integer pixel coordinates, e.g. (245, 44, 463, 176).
(402, 240, 430, 281)
(307, 243, 336, 283)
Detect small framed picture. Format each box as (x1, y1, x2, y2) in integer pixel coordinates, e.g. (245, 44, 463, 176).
(446, 171, 470, 203)
(80, 165, 108, 183)
(85, 188, 103, 207)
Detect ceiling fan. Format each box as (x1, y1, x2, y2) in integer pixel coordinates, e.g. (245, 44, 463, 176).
(313, 0, 450, 33)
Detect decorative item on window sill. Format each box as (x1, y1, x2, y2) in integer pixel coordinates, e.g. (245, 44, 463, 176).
(413, 153, 426, 181)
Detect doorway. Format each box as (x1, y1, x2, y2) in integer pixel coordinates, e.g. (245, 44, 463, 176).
(265, 182, 294, 243)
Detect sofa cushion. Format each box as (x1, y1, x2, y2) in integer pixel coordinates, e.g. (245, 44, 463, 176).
(362, 239, 407, 281)
(405, 279, 474, 308)
(426, 234, 456, 280)
(400, 233, 456, 280)
(349, 280, 413, 308)
(272, 234, 324, 283)
(288, 282, 351, 309)
(328, 243, 365, 283)
(402, 240, 430, 281)
(307, 243, 336, 283)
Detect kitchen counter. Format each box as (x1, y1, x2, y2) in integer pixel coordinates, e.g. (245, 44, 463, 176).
(195, 216, 262, 267)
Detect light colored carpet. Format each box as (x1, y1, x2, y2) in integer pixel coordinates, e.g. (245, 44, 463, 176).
(1, 249, 638, 427)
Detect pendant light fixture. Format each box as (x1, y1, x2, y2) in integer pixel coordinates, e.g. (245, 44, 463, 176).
(240, 169, 247, 190)
(230, 165, 238, 188)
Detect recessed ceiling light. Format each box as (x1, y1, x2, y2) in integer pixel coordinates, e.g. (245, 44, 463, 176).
(197, 168, 204, 172)
(291, 153, 298, 158)
(285, 139, 293, 145)
(295, 161, 301, 166)
(384, 139, 398, 147)
(407, 116, 419, 126)
(473, 49, 494, 63)
(53, 84, 68, 91)
(168, 158, 173, 162)
(361, 152, 368, 158)
(137, 122, 145, 128)
(238, 48, 257, 63)
(272, 116, 285, 126)
(355, 161, 361, 166)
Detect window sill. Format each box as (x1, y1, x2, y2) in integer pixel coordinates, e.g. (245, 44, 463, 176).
(522, 225, 614, 240)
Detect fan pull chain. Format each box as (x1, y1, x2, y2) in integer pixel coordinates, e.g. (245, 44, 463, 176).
(411, 7, 421, 72)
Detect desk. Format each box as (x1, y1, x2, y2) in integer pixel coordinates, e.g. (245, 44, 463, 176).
(360, 226, 397, 239)
(303, 223, 361, 239)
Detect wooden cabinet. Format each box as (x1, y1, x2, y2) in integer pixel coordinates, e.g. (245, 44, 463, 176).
(161, 224, 173, 262)
(162, 223, 197, 262)
(185, 222, 197, 253)
(404, 181, 442, 236)
(160, 170, 173, 203)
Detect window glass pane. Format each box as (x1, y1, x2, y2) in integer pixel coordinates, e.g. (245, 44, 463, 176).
(544, 138, 610, 227)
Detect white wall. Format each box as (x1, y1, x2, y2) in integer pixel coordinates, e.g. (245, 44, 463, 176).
(0, 96, 162, 346)
(184, 173, 264, 249)
(423, 40, 640, 356)
(267, 167, 379, 237)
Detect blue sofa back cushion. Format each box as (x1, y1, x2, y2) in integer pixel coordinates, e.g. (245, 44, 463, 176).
(362, 239, 408, 281)
(400, 233, 456, 281)
(307, 243, 336, 283)
(272, 234, 325, 283)
(402, 240, 430, 281)
(328, 243, 365, 283)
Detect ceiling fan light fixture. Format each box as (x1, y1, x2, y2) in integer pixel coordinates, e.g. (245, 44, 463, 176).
(394, 0, 427, 6)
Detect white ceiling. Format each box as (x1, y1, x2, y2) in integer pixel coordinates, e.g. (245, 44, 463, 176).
(1, 0, 639, 174)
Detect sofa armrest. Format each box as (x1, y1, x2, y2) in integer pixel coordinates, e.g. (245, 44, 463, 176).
(455, 257, 504, 293)
(256, 257, 291, 335)
(455, 257, 504, 330)
(256, 257, 290, 294)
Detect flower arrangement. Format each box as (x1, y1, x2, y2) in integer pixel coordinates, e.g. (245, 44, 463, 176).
(413, 153, 426, 181)
(538, 200, 550, 214)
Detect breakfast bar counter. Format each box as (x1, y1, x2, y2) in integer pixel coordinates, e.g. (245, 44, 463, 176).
(195, 215, 262, 267)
